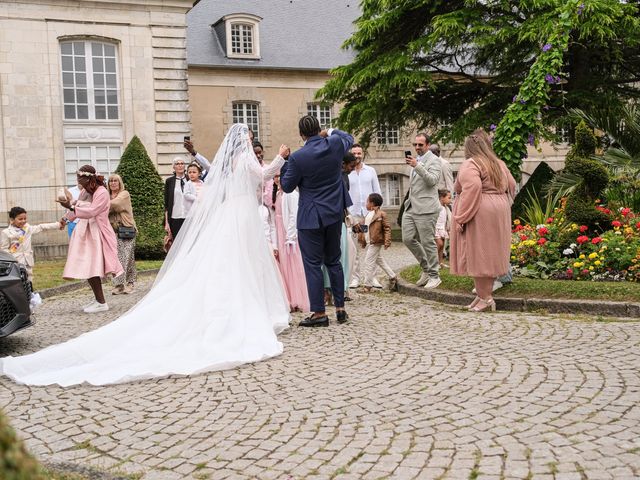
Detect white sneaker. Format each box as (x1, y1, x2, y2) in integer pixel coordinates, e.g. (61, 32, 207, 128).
(424, 277, 442, 289)
(372, 278, 383, 289)
(472, 280, 504, 295)
(349, 279, 360, 289)
(416, 272, 430, 287)
(83, 300, 97, 310)
(84, 302, 109, 313)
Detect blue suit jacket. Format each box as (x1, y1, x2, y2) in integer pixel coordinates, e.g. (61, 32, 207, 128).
(280, 129, 354, 229)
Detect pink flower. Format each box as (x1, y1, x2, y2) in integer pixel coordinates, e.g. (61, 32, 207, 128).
(579, 225, 588, 233)
(612, 220, 622, 228)
(567, 268, 573, 274)
(591, 237, 602, 245)
(537, 238, 547, 245)
(577, 235, 589, 244)
(621, 208, 631, 217)
(537, 226, 549, 236)
(546, 217, 554, 224)
(582, 269, 589, 275)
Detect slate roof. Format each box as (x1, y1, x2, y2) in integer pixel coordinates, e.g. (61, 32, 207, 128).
(187, 0, 359, 70)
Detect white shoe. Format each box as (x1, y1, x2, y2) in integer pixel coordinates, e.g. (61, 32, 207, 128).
(349, 279, 360, 289)
(372, 278, 383, 289)
(416, 272, 430, 287)
(472, 280, 504, 295)
(424, 277, 442, 289)
(84, 302, 109, 313)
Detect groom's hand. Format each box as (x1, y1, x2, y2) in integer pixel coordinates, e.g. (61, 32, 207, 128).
(319, 129, 328, 138)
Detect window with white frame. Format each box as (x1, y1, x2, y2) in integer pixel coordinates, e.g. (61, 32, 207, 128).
(60, 40, 119, 121)
(379, 174, 401, 207)
(64, 145, 121, 185)
(377, 126, 400, 145)
(307, 104, 332, 129)
(232, 102, 260, 139)
(555, 123, 571, 144)
(221, 14, 261, 59)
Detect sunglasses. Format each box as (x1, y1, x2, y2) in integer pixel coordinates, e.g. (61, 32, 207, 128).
(412, 143, 425, 147)
(174, 162, 185, 166)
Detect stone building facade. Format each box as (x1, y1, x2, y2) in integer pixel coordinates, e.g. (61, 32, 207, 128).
(0, 0, 193, 254)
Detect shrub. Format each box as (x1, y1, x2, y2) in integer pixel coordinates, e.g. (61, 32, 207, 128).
(0, 409, 45, 479)
(564, 121, 610, 230)
(512, 161, 555, 221)
(116, 136, 165, 259)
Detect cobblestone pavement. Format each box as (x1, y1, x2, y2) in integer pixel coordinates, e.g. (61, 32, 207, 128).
(1, 244, 640, 479)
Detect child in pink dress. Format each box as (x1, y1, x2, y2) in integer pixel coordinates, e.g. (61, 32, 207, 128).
(273, 174, 309, 313)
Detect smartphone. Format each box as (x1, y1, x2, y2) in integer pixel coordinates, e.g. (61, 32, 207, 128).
(404, 150, 412, 158)
(184, 135, 191, 142)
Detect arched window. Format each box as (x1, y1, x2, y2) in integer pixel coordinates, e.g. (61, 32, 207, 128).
(60, 40, 120, 121)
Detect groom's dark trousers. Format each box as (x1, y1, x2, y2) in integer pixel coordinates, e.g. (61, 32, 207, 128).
(298, 220, 344, 312)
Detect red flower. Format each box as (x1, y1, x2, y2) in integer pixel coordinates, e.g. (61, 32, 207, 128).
(636, 221, 640, 229)
(520, 234, 528, 241)
(621, 208, 631, 217)
(612, 220, 622, 228)
(582, 269, 589, 275)
(567, 268, 573, 274)
(546, 217, 554, 224)
(537, 226, 549, 236)
(514, 225, 524, 232)
(537, 238, 547, 245)
(591, 237, 602, 245)
(579, 225, 588, 233)
(576, 235, 589, 244)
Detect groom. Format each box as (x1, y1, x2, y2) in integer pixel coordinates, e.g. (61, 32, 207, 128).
(280, 115, 354, 327)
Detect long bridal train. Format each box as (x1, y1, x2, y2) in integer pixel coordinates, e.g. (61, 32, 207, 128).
(0, 124, 290, 386)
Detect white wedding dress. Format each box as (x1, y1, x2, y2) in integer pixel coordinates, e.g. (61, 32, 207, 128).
(0, 124, 290, 386)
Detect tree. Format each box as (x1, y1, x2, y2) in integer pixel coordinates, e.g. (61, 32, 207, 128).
(116, 136, 166, 259)
(319, 0, 640, 173)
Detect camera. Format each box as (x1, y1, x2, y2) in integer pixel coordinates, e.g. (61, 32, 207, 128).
(404, 150, 412, 158)
(184, 135, 191, 142)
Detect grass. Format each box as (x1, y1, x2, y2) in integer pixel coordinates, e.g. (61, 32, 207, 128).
(33, 259, 164, 290)
(401, 265, 640, 302)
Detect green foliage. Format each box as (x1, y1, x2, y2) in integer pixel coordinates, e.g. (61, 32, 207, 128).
(564, 121, 610, 229)
(0, 410, 45, 479)
(116, 136, 165, 259)
(318, 0, 640, 166)
(512, 162, 556, 221)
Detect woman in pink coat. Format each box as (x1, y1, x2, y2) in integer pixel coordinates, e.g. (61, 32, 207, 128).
(449, 129, 516, 312)
(57, 165, 123, 313)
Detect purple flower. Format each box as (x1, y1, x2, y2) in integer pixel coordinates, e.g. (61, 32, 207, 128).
(520, 99, 526, 104)
(543, 105, 550, 111)
(528, 134, 535, 146)
(490, 124, 497, 131)
(545, 74, 555, 84)
(577, 3, 585, 15)
(542, 44, 552, 52)
(512, 95, 517, 102)
(555, 75, 562, 83)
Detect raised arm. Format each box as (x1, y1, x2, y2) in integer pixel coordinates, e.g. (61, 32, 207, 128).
(413, 151, 442, 188)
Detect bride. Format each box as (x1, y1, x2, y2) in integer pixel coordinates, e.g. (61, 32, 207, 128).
(0, 124, 290, 386)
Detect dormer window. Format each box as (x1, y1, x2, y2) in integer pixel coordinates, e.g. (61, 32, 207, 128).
(215, 13, 262, 60)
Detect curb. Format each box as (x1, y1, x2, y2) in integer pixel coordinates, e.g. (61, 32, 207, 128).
(397, 277, 640, 318)
(38, 269, 160, 300)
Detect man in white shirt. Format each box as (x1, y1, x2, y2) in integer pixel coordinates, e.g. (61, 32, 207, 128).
(347, 143, 383, 288)
(429, 144, 454, 193)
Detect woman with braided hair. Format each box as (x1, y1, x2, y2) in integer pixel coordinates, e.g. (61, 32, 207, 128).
(57, 165, 123, 313)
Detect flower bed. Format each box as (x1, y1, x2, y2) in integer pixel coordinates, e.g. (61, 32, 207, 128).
(511, 202, 640, 281)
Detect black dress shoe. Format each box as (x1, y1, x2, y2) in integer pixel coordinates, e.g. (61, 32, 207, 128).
(299, 315, 329, 327)
(336, 310, 349, 324)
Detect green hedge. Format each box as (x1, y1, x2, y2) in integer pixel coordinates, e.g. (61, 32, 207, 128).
(116, 136, 166, 259)
(512, 161, 555, 221)
(0, 410, 45, 479)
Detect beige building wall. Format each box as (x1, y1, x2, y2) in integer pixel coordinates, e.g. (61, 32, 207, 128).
(0, 0, 192, 254)
(189, 67, 570, 224)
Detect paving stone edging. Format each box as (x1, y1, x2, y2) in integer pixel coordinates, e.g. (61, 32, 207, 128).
(38, 269, 160, 299)
(397, 277, 640, 318)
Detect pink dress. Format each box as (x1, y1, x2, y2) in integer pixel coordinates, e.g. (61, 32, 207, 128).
(274, 191, 309, 312)
(63, 187, 123, 280)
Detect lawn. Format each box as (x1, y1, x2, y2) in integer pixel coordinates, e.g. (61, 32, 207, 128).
(32, 259, 164, 290)
(401, 265, 640, 303)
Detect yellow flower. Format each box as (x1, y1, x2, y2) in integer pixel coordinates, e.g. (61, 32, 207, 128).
(588, 252, 598, 259)
(513, 219, 520, 225)
(571, 223, 578, 230)
(594, 260, 601, 266)
(511, 244, 516, 250)
(589, 266, 594, 271)
(579, 254, 585, 259)
(511, 255, 516, 261)
(573, 261, 583, 268)
(625, 227, 634, 235)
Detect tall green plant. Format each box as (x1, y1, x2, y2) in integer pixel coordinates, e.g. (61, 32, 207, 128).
(520, 190, 565, 228)
(116, 136, 165, 259)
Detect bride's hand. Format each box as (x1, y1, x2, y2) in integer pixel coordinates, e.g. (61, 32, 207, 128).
(279, 144, 290, 159)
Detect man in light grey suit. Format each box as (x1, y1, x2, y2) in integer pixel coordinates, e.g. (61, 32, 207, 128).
(402, 133, 442, 288)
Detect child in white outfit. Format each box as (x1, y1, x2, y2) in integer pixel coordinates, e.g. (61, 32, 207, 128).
(1, 207, 63, 281)
(435, 189, 452, 268)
